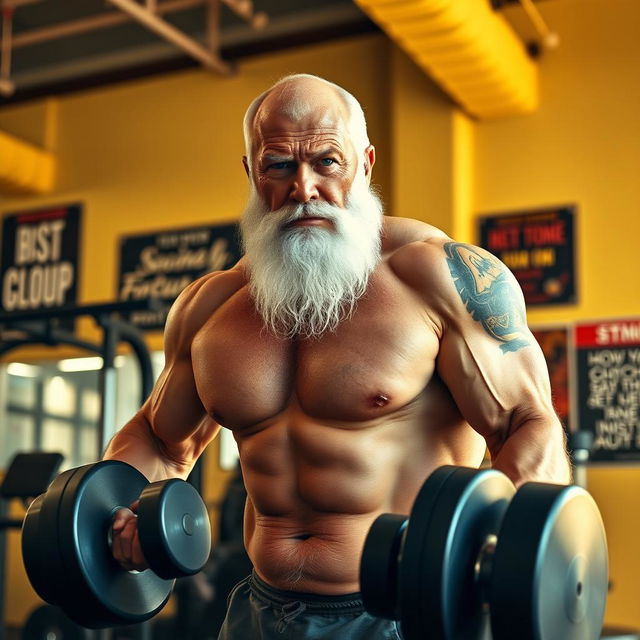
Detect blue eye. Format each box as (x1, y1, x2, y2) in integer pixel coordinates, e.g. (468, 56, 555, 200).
(320, 158, 335, 166)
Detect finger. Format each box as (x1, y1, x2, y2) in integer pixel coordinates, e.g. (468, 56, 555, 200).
(112, 517, 137, 569)
(111, 524, 131, 568)
(130, 528, 148, 571)
(121, 517, 138, 563)
(111, 519, 126, 564)
(112, 507, 135, 532)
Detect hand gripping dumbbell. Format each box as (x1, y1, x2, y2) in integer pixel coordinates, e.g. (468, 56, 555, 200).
(22, 460, 211, 629)
(360, 466, 609, 640)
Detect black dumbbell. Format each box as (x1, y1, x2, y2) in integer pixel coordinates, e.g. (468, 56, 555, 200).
(22, 460, 211, 629)
(361, 466, 609, 640)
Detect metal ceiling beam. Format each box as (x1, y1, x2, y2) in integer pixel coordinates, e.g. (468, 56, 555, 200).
(12, 0, 209, 49)
(4, 3, 363, 98)
(1, 5, 14, 96)
(1, 0, 44, 8)
(107, 0, 232, 74)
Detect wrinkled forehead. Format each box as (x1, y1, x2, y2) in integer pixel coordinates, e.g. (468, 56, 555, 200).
(251, 82, 352, 150)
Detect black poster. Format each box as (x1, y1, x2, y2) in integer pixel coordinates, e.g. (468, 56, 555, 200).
(1, 204, 82, 318)
(478, 206, 576, 306)
(575, 319, 640, 462)
(117, 223, 241, 330)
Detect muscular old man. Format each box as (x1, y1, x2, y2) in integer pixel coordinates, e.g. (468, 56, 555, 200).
(105, 74, 571, 639)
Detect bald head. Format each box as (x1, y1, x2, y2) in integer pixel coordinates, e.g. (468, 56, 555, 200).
(243, 74, 371, 166)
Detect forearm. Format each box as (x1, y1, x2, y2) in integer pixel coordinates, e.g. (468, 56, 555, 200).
(489, 414, 571, 488)
(103, 412, 192, 482)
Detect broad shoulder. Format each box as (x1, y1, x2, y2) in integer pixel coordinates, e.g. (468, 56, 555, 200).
(164, 261, 248, 353)
(387, 234, 523, 321)
(381, 215, 448, 252)
(384, 219, 452, 296)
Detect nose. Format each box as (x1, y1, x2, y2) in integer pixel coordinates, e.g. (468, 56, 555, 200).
(289, 165, 319, 203)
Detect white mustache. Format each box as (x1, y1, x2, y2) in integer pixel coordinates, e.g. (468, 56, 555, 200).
(276, 201, 340, 228)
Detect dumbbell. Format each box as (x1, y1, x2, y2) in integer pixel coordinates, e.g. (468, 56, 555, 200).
(22, 460, 211, 629)
(360, 466, 609, 640)
(22, 604, 90, 640)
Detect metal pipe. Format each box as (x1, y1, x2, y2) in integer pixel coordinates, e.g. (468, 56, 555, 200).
(107, 0, 232, 74)
(12, 0, 207, 49)
(220, 0, 267, 29)
(1, 0, 43, 8)
(518, 0, 559, 49)
(0, 299, 163, 323)
(96, 315, 119, 454)
(0, 325, 101, 357)
(1, 7, 13, 82)
(205, 0, 220, 53)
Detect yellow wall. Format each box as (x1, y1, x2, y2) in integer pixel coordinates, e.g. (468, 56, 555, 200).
(1, 0, 640, 630)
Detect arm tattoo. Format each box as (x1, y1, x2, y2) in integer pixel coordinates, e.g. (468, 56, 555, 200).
(444, 242, 530, 353)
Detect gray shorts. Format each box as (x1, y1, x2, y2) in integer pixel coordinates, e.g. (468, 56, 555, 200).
(217, 571, 403, 639)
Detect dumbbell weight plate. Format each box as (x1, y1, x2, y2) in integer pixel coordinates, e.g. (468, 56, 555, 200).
(490, 483, 608, 640)
(137, 478, 211, 579)
(360, 513, 408, 619)
(55, 461, 174, 628)
(399, 466, 515, 640)
(22, 604, 90, 640)
(22, 468, 81, 610)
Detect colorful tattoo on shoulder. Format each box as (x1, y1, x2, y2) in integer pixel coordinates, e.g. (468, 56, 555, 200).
(444, 242, 530, 353)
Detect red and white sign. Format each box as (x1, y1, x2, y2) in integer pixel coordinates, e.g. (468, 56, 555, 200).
(575, 319, 640, 349)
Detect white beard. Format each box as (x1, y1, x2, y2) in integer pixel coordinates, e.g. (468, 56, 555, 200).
(240, 175, 384, 339)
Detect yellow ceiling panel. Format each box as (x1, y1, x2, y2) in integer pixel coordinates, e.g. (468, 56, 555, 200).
(354, 0, 538, 118)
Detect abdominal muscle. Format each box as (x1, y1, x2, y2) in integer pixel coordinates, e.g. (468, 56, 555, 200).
(235, 397, 486, 594)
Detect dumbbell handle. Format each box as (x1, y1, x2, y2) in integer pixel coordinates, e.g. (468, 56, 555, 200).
(473, 533, 498, 607)
(105, 479, 211, 580)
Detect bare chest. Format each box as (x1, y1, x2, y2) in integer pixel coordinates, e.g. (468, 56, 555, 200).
(191, 277, 440, 430)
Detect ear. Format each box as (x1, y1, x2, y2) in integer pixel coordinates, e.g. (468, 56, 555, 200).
(242, 156, 251, 179)
(363, 145, 376, 184)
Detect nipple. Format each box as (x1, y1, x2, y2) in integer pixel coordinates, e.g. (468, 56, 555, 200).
(372, 394, 390, 408)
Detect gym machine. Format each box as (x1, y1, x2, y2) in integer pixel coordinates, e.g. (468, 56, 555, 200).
(0, 301, 158, 639)
(0, 300, 158, 451)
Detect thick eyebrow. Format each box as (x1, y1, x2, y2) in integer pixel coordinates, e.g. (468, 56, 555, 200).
(311, 147, 343, 160)
(261, 154, 294, 164)
(259, 147, 344, 166)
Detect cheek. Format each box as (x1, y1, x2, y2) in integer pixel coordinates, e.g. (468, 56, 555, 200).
(255, 180, 279, 209)
(329, 176, 354, 206)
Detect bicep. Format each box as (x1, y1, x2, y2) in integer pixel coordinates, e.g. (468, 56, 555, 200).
(144, 357, 215, 443)
(436, 242, 554, 445)
(140, 279, 222, 456)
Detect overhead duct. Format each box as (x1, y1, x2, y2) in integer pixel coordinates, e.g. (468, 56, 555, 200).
(0, 130, 55, 195)
(353, 0, 539, 118)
